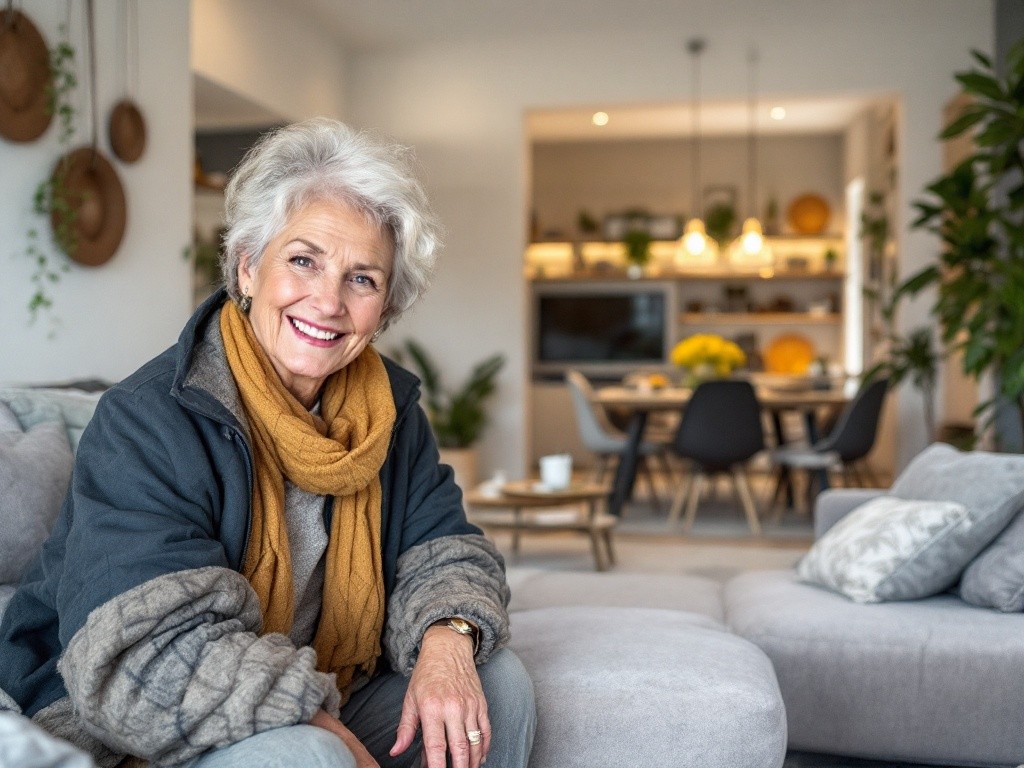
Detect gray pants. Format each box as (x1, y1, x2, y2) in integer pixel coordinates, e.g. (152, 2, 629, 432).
(190, 649, 536, 768)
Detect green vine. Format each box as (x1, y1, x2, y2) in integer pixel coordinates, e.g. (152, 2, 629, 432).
(25, 32, 77, 327)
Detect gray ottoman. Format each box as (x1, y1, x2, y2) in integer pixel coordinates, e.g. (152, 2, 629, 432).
(726, 569, 1024, 767)
(506, 569, 724, 623)
(509, 606, 786, 768)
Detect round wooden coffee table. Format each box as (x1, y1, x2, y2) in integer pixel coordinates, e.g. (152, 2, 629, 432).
(465, 480, 616, 571)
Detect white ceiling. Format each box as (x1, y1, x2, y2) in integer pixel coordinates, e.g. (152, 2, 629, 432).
(194, 74, 284, 132)
(528, 95, 875, 142)
(193, 1, 883, 137)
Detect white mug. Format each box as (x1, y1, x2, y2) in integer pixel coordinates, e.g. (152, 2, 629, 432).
(539, 453, 573, 490)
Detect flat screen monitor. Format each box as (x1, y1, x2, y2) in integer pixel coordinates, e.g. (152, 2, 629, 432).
(537, 291, 666, 364)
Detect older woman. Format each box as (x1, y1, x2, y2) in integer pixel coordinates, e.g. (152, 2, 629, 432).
(0, 119, 535, 768)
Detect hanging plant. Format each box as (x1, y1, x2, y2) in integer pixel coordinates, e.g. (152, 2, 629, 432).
(24, 29, 78, 325)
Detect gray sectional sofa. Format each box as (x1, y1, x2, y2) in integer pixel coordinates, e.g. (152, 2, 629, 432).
(3, 386, 1024, 768)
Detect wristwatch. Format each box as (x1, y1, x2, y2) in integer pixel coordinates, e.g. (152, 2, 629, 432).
(434, 617, 481, 655)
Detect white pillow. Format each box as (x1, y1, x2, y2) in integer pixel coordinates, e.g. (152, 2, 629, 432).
(797, 496, 969, 603)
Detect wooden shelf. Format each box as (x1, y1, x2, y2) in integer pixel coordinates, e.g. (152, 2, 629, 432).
(530, 269, 845, 283)
(671, 270, 845, 281)
(680, 312, 842, 325)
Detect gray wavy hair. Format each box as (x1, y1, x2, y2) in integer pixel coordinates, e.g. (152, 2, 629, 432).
(221, 118, 440, 331)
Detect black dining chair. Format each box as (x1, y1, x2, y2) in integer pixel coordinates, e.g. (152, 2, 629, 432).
(770, 377, 889, 518)
(667, 379, 765, 535)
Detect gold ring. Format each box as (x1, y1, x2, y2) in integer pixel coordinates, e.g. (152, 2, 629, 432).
(467, 730, 483, 746)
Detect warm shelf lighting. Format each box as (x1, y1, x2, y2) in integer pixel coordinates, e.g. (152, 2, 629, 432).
(592, 111, 609, 126)
(770, 106, 786, 120)
(729, 46, 774, 271)
(680, 217, 719, 266)
(677, 37, 718, 269)
(739, 217, 765, 254)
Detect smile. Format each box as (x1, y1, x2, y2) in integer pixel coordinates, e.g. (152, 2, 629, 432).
(290, 317, 341, 341)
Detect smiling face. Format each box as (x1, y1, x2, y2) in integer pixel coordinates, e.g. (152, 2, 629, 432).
(237, 199, 393, 408)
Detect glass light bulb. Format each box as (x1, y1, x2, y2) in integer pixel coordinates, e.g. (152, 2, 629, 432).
(740, 218, 764, 255)
(683, 218, 709, 255)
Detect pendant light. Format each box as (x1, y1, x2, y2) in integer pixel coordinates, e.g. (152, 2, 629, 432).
(729, 46, 773, 271)
(678, 37, 718, 268)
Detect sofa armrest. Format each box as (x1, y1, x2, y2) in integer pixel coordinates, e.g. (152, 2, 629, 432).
(814, 488, 885, 539)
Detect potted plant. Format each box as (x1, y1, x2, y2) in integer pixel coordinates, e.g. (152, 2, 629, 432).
(393, 339, 505, 490)
(898, 41, 1024, 448)
(622, 228, 652, 277)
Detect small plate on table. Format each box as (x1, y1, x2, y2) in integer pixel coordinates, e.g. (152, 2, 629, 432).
(499, 479, 606, 501)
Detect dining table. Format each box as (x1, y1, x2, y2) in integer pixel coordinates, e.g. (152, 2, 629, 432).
(591, 381, 854, 517)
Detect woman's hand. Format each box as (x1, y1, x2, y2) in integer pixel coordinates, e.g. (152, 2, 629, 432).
(390, 625, 490, 768)
(311, 708, 380, 768)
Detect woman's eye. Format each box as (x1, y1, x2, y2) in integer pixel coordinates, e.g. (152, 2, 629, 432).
(290, 255, 314, 268)
(353, 274, 378, 289)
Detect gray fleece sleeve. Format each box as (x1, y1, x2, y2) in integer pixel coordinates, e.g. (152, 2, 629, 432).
(384, 534, 511, 675)
(57, 566, 341, 767)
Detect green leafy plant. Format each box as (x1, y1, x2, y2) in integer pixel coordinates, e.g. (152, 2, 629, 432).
(704, 202, 736, 245)
(622, 228, 652, 267)
(865, 327, 939, 440)
(24, 32, 77, 326)
(898, 41, 1024, 445)
(393, 339, 505, 449)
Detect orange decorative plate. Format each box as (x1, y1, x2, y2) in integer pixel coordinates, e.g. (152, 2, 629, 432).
(764, 333, 816, 375)
(786, 194, 830, 235)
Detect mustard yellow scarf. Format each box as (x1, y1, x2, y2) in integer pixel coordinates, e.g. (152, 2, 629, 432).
(220, 301, 396, 692)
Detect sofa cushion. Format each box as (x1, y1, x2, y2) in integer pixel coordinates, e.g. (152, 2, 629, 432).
(797, 496, 968, 602)
(890, 441, 1024, 536)
(725, 569, 1024, 766)
(506, 569, 725, 624)
(0, 402, 74, 584)
(0, 387, 103, 454)
(960, 507, 1024, 612)
(510, 606, 786, 768)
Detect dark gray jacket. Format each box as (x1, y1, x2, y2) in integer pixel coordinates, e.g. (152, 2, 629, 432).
(0, 290, 509, 765)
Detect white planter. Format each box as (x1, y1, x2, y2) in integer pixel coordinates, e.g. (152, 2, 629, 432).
(439, 447, 478, 494)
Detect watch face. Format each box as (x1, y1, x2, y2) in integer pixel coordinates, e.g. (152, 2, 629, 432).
(449, 618, 473, 634)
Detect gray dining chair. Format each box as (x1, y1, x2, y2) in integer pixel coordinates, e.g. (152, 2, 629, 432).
(565, 370, 674, 512)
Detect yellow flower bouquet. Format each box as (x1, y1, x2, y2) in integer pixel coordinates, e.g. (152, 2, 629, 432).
(671, 334, 746, 384)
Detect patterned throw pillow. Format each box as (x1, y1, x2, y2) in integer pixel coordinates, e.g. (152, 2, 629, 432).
(797, 496, 968, 603)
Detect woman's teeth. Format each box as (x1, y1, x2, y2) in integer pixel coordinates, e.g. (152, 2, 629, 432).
(291, 318, 340, 341)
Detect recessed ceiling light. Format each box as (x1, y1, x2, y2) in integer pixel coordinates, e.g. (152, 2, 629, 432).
(592, 111, 609, 127)
(770, 106, 786, 120)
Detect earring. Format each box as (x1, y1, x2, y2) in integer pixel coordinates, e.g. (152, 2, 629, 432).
(371, 327, 383, 343)
(238, 292, 252, 314)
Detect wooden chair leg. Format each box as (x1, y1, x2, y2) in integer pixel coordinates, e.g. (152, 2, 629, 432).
(603, 529, 616, 566)
(588, 529, 606, 571)
(657, 451, 677, 486)
(639, 456, 663, 513)
(769, 467, 792, 524)
(593, 454, 610, 484)
(667, 470, 693, 527)
(732, 468, 762, 536)
(683, 472, 706, 532)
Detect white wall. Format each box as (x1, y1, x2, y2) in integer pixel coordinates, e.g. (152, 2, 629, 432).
(347, 0, 993, 476)
(192, 0, 347, 123)
(532, 134, 846, 239)
(0, 1, 192, 385)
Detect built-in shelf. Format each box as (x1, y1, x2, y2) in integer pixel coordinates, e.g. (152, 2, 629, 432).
(680, 312, 842, 325)
(530, 269, 845, 283)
